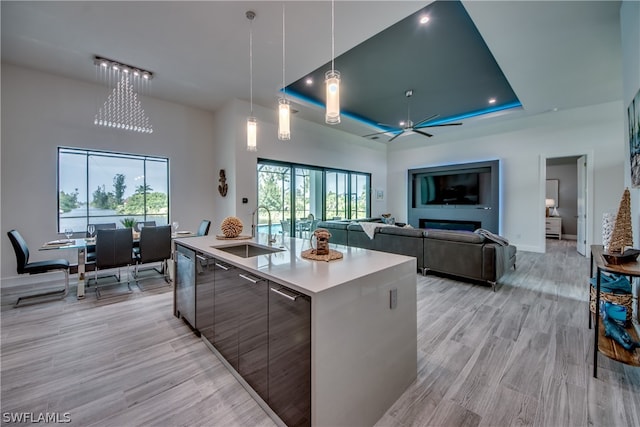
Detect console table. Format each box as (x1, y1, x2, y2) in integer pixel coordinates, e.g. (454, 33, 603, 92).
(589, 245, 640, 377)
(545, 217, 562, 240)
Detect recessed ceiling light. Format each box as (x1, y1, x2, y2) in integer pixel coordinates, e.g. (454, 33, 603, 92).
(305, 78, 313, 85)
(488, 98, 496, 104)
(420, 16, 430, 24)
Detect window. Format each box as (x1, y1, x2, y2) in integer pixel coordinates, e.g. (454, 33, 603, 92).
(58, 147, 169, 233)
(257, 160, 370, 236)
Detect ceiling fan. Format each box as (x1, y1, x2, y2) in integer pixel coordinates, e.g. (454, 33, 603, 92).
(363, 90, 462, 142)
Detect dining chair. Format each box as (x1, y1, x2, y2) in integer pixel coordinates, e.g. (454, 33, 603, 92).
(86, 223, 117, 263)
(90, 228, 134, 299)
(7, 230, 70, 307)
(197, 220, 211, 236)
(134, 225, 172, 289)
(134, 221, 156, 232)
(298, 214, 317, 238)
(280, 219, 291, 237)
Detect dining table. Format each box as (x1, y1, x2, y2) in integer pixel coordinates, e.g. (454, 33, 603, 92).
(40, 231, 196, 299)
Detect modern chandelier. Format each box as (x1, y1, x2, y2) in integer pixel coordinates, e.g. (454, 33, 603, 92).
(325, 0, 341, 125)
(93, 56, 153, 134)
(278, 3, 291, 141)
(246, 10, 257, 151)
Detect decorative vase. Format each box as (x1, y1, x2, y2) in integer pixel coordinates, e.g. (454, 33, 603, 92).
(602, 212, 616, 252)
(311, 228, 331, 255)
(608, 188, 633, 253)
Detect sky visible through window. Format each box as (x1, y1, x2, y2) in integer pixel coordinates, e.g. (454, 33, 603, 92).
(58, 148, 169, 233)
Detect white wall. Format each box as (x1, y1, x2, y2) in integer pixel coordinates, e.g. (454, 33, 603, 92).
(621, 0, 640, 246)
(387, 101, 625, 253)
(1, 64, 216, 281)
(211, 98, 389, 233)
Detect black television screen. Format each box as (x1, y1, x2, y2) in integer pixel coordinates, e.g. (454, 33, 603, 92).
(421, 172, 479, 205)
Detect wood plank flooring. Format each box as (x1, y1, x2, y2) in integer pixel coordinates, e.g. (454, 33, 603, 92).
(2, 240, 639, 426)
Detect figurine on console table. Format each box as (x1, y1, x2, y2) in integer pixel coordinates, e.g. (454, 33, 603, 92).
(604, 188, 639, 264)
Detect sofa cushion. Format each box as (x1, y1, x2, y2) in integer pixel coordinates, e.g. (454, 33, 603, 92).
(316, 221, 349, 230)
(378, 227, 425, 238)
(423, 229, 485, 244)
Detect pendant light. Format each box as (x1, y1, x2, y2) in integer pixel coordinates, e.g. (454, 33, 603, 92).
(278, 3, 291, 140)
(246, 10, 257, 151)
(325, 0, 340, 125)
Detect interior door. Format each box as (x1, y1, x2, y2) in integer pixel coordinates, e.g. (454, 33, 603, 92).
(576, 155, 587, 255)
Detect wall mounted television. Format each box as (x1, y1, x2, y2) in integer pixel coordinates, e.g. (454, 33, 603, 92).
(419, 172, 480, 205)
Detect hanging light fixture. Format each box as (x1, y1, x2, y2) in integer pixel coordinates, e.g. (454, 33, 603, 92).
(325, 0, 340, 125)
(93, 56, 153, 133)
(278, 3, 291, 141)
(246, 10, 257, 151)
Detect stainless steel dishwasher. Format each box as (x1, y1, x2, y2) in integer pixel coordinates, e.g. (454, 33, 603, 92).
(174, 243, 196, 330)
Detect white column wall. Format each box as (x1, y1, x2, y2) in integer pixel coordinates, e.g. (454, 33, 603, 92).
(621, 1, 640, 246)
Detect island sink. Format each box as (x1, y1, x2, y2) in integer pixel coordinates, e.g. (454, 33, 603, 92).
(214, 243, 283, 258)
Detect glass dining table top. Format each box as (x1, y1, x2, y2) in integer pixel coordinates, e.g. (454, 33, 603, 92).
(40, 231, 196, 251)
(40, 238, 92, 250)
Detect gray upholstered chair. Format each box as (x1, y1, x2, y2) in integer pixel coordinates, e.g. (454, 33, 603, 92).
(7, 229, 70, 307)
(134, 225, 172, 288)
(134, 221, 156, 232)
(197, 220, 211, 236)
(90, 228, 134, 299)
(86, 222, 117, 263)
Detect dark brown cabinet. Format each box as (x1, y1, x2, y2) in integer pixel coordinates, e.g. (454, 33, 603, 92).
(268, 285, 311, 427)
(237, 272, 268, 399)
(212, 260, 241, 369)
(193, 254, 311, 426)
(211, 262, 269, 398)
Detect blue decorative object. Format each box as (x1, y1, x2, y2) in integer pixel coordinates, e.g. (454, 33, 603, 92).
(590, 273, 632, 294)
(602, 302, 627, 326)
(603, 317, 640, 351)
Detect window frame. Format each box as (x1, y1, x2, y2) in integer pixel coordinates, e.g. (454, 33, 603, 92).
(257, 158, 371, 225)
(57, 147, 170, 233)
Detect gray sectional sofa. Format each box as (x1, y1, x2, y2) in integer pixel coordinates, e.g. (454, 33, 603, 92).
(317, 219, 516, 290)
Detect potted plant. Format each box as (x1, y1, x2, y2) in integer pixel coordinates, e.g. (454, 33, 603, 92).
(121, 218, 137, 229)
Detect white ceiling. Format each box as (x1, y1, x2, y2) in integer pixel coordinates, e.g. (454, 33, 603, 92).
(1, 1, 623, 140)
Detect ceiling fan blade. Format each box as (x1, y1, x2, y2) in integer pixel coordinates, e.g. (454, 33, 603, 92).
(413, 114, 440, 128)
(388, 130, 405, 142)
(362, 130, 394, 138)
(412, 129, 433, 138)
(419, 122, 463, 128)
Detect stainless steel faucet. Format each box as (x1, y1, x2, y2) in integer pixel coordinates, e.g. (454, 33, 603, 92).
(251, 205, 276, 245)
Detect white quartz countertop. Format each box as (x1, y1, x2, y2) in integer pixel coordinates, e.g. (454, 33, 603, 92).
(174, 234, 415, 296)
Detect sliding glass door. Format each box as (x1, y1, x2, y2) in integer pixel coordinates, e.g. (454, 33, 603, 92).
(294, 167, 323, 237)
(325, 170, 348, 220)
(257, 164, 290, 236)
(257, 160, 371, 238)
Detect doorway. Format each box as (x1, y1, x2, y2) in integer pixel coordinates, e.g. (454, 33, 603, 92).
(544, 155, 589, 256)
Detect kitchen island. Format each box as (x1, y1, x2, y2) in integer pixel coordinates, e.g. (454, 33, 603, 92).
(173, 234, 417, 427)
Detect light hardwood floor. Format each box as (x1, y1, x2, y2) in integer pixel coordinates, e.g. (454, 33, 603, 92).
(1, 241, 639, 426)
